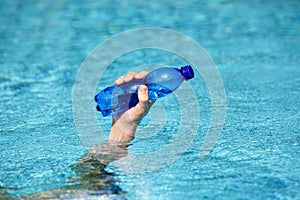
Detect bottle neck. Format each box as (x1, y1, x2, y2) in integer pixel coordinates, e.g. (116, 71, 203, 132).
(173, 68, 187, 81)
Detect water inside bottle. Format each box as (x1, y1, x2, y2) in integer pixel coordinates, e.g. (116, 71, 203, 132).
(147, 83, 173, 99)
(98, 83, 174, 116)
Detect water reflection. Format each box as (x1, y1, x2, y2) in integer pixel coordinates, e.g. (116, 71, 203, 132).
(18, 141, 129, 199)
(69, 141, 128, 193)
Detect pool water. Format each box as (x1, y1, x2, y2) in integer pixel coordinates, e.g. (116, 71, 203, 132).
(1, 0, 299, 199)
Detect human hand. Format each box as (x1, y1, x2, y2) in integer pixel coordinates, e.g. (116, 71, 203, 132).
(108, 71, 155, 142)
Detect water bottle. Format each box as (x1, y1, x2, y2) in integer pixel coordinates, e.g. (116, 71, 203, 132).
(95, 65, 194, 116)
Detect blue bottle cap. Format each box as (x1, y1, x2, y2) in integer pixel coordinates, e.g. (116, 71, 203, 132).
(181, 65, 194, 80)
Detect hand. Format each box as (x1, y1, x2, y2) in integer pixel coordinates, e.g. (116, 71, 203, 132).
(108, 71, 155, 142)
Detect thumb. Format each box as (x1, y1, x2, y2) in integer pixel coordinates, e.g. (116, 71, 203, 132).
(112, 85, 148, 122)
(136, 85, 149, 113)
(127, 85, 149, 122)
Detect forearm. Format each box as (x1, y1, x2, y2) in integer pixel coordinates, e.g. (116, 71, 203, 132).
(108, 120, 138, 142)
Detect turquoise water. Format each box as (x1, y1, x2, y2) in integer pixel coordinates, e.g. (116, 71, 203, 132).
(1, 0, 299, 199)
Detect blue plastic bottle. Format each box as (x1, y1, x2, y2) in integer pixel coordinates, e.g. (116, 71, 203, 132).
(95, 65, 194, 116)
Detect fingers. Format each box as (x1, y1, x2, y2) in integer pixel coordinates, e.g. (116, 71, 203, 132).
(137, 85, 148, 105)
(114, 72, 135, 85)
(114, 76, 124, 85)
(114, 71, 148, 86)
(135, 70, 148, 79)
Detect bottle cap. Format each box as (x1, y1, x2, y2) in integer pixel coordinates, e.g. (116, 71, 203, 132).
(181, 65, 194, 80)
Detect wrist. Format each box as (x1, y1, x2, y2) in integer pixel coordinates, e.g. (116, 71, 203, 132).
(108, 120, 138, 142)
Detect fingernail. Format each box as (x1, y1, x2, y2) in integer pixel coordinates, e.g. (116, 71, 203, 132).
(135, 72, 143, 79)
(139, 86, 147, 93)
(124, 74, 132, 81)
(114, 80, 120, 85)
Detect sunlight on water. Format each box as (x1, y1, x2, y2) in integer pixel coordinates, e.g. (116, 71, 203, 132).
(0, 0, 299, 199)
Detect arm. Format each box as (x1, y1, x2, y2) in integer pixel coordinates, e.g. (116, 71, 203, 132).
(22, 73, 155, 197)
